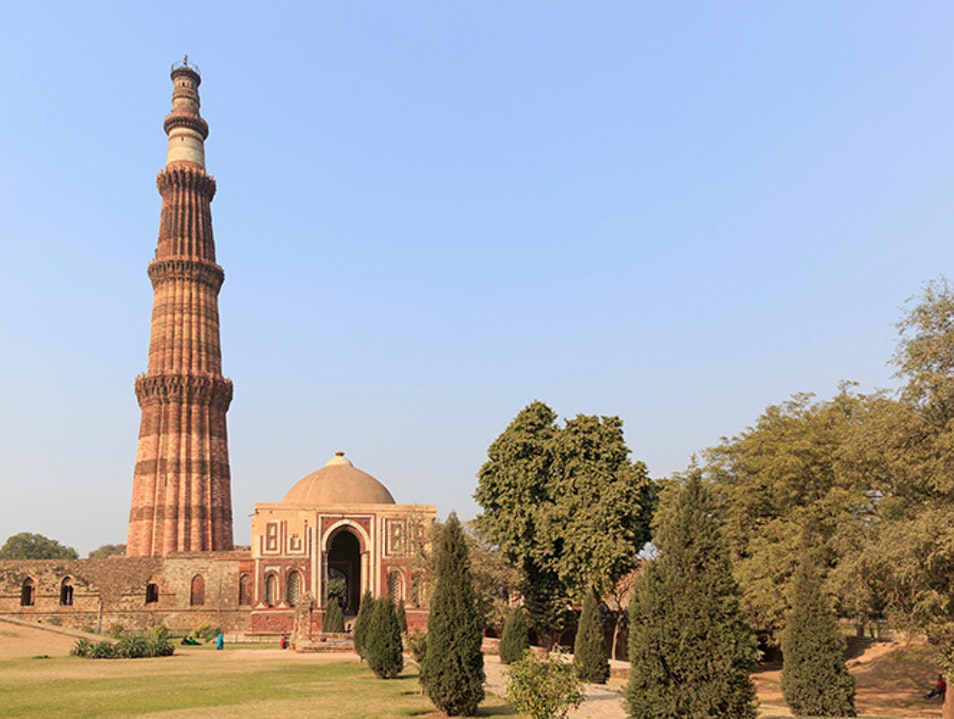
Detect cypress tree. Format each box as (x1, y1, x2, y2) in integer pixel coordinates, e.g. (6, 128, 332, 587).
(573, 587, 609, 683)
(781, 553, 856, 717)
(498, 607, 531, 665)
(324, 599, 345, 634)
(396, 598, 408, 634)
(365, 597, 404, 679)
(625, 474, 759, 719)
(353, 589, 374, 659)
(421, 513, 485, 716)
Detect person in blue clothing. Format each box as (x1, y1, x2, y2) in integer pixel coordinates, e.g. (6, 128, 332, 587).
(215, 632, 224, 650)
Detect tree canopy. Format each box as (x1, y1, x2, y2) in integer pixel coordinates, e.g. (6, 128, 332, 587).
(88, 544, 126, 559)
(475, 401, 653, 638)
(0, 532, 78, 560)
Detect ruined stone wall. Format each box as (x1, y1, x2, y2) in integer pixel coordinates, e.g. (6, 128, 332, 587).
(0, 552, 252, 634)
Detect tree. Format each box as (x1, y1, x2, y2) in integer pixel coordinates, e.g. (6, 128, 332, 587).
(0, 532, 78, 560)
(573, 587, 609, 684)
(626, 474, 759, 719)
(475, 402, 653, 643)
(499, 607, 531, 665)
(781, 552, 856, 717)
(87, 544, 126, 559)
(396, 599, 408, 635)
(352, 589, 374, 659)
(365, 597, 404, 679)
(421, 513, 484, 716)
(324, 599, 345, 633)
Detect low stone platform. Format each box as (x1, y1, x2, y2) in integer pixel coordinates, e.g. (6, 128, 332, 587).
(295, 635, 355, 653)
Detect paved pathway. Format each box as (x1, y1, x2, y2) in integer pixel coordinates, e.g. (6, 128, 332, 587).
(483, 654, 628, 719)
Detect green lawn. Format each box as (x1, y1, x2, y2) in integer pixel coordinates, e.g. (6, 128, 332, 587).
(0, 647, 514, 719)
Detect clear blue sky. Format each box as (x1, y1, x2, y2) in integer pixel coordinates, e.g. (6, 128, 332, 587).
(1, 3, 951, 555)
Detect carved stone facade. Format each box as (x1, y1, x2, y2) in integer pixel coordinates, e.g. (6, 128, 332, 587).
(127, 62, 234, 557)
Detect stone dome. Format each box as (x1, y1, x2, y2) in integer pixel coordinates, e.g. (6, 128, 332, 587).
(282, 452, 396, 505)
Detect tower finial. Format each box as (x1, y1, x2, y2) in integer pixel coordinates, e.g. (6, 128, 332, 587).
(183, 53, 189, 67)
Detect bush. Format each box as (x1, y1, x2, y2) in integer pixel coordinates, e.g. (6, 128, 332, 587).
(407, 631, 428, 664)
(71, 639, 92, 657)
(194, 621, 215, 642)
(116, 636, 150, 658)
(90, 640, 117, 659)
(365, 597, 404, 679)
(324, 599, 345, 633)
(499, 608, 531, 665)
(506, 649, 584, 719)
(352, 589, 374, 659)
(107, 623, 125, 639)
(573, 589, 609, 683)
(421, 514, 485, 715)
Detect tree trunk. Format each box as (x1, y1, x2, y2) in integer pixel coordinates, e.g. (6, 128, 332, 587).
(944, 681, 953, 719)
(612, 615, 623, 661)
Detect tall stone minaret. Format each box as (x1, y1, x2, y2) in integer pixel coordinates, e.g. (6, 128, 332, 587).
(126, 59, 234, 557)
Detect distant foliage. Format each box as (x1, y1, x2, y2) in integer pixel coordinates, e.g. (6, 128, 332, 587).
(781, 555, 856, 717)
(324, 599, 345, 633)
(421, 514, 485, 716)
(353, 589, 374, 659)
(87, 544, 126, 559)
(0, 532, 78, 560)
(499, 607, 531, 665)
(573, 589, 609, 684)
(506, 649, 584, 719)
(365, 598, 404, 679)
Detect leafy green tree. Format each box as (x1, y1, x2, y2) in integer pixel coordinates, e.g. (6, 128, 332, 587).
(421, 513, 484, 716)
(352, 589, 374, 659)
(324, 599, 345, 633)
(0, 532, 78, 560)
(87, 544, 126, 559)
(365, 597, 404, 679)
(781, 553, 856, 717)
(626, 474, 759, 719)
(499, 607, 531, 665)
(465, 522, 522, 635)
(507, 649, 584, 719)
(573, 588, 609, 684)
(475, 402, 653, 643)
(700, 389, 880, 644)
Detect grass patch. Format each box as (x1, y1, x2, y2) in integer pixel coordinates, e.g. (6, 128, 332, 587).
(0, 651, 513, 719)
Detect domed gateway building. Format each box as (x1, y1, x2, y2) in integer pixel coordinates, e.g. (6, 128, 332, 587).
(250, 452, 434, 635)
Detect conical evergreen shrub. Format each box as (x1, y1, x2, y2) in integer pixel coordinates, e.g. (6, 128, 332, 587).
(324, 599, 345, 633)
(366, 597, 404, 679)
(499, 607, 530, 665)
(421, 513, 485, 716)
(353, 588, 374, 659)
(781, 553, 856, 717)
(573, 588, 609, 683)
(396, 599, 408, 634)
(625, 474, 759, 719)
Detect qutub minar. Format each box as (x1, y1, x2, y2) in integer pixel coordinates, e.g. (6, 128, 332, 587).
(127, 57, 234, 557)
(0, 61, 434, 640)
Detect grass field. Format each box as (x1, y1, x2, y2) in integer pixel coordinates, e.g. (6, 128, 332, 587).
(0, 625, 513, 719)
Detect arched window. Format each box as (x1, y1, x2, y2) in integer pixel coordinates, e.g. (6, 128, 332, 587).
(60, 578, 73, 606)
(265, 573, 278, 607)
(20, 578, 35, 607)
(387, 570, 405, 602)
(190, 575, 205, 606)
(286, 571, 301, 607)
(238, 574, 253, 606)
(145, 583, 159, 604)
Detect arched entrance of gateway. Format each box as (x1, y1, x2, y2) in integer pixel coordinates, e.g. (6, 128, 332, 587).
(326, 528, 361, 615)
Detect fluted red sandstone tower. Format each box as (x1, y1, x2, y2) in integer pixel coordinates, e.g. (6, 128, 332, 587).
(126, 60, 234, 557)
